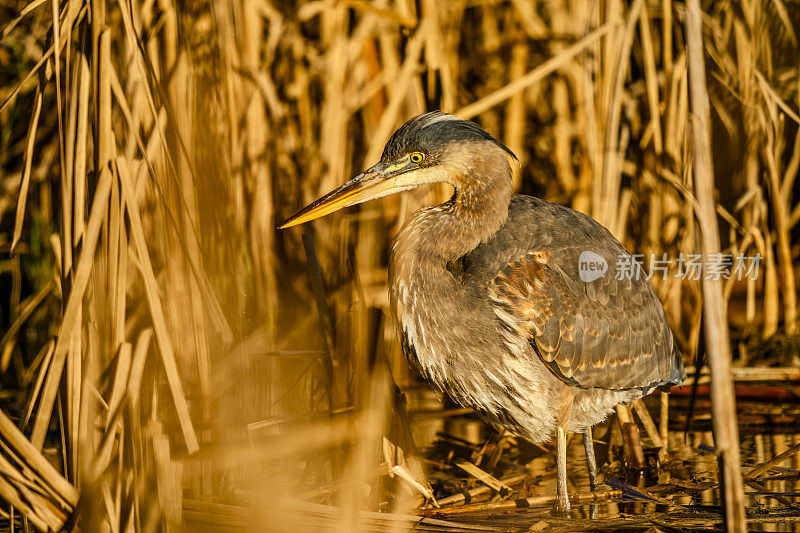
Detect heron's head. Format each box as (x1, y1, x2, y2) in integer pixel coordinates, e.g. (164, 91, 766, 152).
(279, 112, 516, 229)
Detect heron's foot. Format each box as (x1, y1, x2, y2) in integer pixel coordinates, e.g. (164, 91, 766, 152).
(589, 503, 598, 520)
(554, 480, 571, 514)
(553, 494, 572, 516)
(556, 498, 570, 512)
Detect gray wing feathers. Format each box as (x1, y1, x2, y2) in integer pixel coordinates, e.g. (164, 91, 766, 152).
(488, 251, 684, 391)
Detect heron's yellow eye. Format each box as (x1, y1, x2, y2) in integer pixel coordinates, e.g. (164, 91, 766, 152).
(409, 152, 424, 164)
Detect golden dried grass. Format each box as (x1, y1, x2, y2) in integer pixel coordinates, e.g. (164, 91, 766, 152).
(0, 0, 798, 530)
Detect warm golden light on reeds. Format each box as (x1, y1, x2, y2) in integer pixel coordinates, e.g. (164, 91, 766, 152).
(1, 0, 799, 530)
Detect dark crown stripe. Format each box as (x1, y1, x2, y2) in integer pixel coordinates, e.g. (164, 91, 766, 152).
(381, 111, 517, 162)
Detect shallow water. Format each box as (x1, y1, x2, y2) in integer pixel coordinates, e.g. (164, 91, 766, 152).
(417, 395, 800, 532)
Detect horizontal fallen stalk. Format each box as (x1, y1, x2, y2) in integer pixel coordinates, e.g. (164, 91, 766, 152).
(417, 490, 622, 516)
(669, 384, 800, 402)
(681, 366, 800, 384)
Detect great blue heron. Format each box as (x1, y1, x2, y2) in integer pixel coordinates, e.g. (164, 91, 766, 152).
(280, 112, 685, 511)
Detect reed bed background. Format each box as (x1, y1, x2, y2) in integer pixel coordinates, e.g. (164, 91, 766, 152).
(0, 0, 799, 530)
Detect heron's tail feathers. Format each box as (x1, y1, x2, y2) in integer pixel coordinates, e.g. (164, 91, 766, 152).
(656, 342, 686, 392)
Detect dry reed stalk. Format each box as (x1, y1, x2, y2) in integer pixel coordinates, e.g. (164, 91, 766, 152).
(685, 0, 746, 529)
(504, 40, 527, 192)
(453, 461, 512, 493)
(30, 167, 112, 450)
(0, 279, 51, 373)
(363, 19, 431, 166)
(0, 409, 77, 505)
(150, 421, 183, 532)
(761, 109, 797, 335)
(457, 21, 618, 121)
(551, 57, 576, 195)
(682, 366, 800, 383)
(596, 0, 642, 235)
(10, 85, 42, 253)
(745, 441, 800, 480)
(615, 404, 646, 469)
(631, 399, 664, 450)
(1, 0, 799, 529)
(118, 157, 198, 453)
(418, 489, 623, 517)
(433, 472, 529, 508)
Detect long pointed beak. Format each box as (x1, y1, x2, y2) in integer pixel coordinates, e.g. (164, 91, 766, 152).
(278, 162, 414, 229)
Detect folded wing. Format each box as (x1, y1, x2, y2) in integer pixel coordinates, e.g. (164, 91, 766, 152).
(488, 250, 684, 391)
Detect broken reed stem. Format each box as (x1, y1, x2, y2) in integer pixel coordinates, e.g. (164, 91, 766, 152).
(684, 0, 747, 530)
(745, 441, 800, 480)
(432, 472, 529, 507)
(631, 399, 664, 449)
(616, 405, 646, 469)
(0, 409, 78, 507)
(454, 461, 513, 493)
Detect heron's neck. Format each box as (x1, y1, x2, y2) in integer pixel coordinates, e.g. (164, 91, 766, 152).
(395, 153, 513, 262)
(388, 155, 513, 390)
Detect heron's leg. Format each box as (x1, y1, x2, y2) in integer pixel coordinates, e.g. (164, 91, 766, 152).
(556, 425, 570, 512)
(583, 428, 598, 491)
(555, 387, 575, 513)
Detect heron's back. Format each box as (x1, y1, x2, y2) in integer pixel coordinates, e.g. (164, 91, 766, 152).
(462, 195, 685, 392)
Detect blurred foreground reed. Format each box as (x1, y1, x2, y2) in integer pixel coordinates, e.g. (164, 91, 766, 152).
(0, 0, 799, 530)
